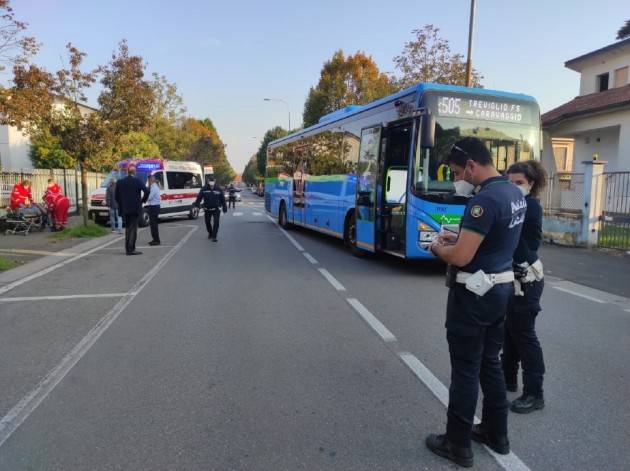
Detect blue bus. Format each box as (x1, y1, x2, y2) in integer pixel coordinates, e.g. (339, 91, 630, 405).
(265, 83, 541, 259)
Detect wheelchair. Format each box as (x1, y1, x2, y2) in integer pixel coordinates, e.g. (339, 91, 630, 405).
(4, 206, 48, 236)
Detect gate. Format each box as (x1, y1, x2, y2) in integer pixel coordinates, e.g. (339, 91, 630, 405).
(599, 171, 630, 250)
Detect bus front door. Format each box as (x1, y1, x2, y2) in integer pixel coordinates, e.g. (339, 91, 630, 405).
(355, 126, 382, 252)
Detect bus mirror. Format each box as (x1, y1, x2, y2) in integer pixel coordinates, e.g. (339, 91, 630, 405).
(421, 115, 436, 149)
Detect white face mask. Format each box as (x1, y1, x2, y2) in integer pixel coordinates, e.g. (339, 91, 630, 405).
(454, 180, 475, 197)
(517, 185, 530, 197)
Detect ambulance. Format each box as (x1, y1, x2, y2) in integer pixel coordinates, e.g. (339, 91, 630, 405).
(88, 159, 204, 227)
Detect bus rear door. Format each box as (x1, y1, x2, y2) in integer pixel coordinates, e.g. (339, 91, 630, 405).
(355, 126, 381, 252)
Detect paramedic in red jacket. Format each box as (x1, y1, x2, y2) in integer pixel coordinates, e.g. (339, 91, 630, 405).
(10, 179, 43, 217)
(44, 179, 70, 231)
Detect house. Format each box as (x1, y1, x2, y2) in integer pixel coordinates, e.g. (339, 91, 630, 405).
(0, 96, 97, 171)
(542, 38, 630, 173)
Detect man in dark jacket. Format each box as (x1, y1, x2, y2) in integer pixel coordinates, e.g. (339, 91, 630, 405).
(115, 165, 149, 255)
(194, 179, 227, 242)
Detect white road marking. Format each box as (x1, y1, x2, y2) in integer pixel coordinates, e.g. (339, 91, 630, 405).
(553, 286, 605, 304)
(318, 268, 346, 291)
(233, 212, 243, 216)
(0, 293, 126, 303)
(399, 352, 531, 471)
(347, 298, 396, 342)
(0, 249, 75, 257)
(302, 252, 318, 264)
(0, 226, 197, 449)
(252, 212, 263, 216)
(97, 246, 175, 251)
(0, 236, 122, 296)
(267, 215, 306, 251)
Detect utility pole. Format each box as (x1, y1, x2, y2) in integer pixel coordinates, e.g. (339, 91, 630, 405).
(465, 0, 477, 87)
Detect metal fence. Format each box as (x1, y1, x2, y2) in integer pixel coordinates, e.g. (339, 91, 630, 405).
(542, 172, 584, 213)
(0, 169, 105, 212)
(599, 171, 630, 250)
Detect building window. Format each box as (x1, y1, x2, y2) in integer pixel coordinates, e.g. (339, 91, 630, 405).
(551, 138, 574, 172)
(614, 66, 628, 88)
(597, 72, 609, 92)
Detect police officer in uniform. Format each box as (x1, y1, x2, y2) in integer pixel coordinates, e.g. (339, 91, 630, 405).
(426, 137, 526, 468)
(194, 178, 227, 242)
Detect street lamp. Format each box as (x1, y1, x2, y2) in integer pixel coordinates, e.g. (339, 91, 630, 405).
(263, 98, 291, 131)
(465, 0, 477, 87)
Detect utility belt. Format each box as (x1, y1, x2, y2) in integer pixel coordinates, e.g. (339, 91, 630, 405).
(513, 259, 544, 296)
(446, 266, 514, 297)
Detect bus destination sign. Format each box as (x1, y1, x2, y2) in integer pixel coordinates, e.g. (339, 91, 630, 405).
(429, 93, 537, 124)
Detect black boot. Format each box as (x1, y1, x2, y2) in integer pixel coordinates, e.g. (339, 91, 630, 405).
(425, 434, 473, 468)
(511, 394, 545, 414)
(471, 424, 510, 455)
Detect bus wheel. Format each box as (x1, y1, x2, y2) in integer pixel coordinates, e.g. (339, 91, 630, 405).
(139, 208, 150, 228)
(344, 211, 365, 257)
(188, 206, 199, 220)
(278, 202, 291, 230)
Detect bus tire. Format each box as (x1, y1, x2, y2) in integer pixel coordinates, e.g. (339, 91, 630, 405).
(278, 201, 292, 230)
(139, 208, 150, 228)
(188, 206, 199, 220)
(344, 210, 365, 258)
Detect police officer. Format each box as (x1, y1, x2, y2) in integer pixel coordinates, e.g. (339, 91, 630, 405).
(426, 137, 526, 468)
(227, 183, 237, 209)
(194, 178, 227, 242)
(503, 160, 547, 413)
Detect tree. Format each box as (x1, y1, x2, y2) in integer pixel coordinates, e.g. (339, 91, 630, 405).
(302, 50, 395, 127)
(98, 40, 154, 136)
(256, 126, 288, 176)
(184, 118, 236, 185)
(0, 0, 38, 72)
(242, 154, 260, 184)
(617, 20, 630, 40)
(393, 25, 482, 89)
(29, 128, 74, 169)
(149, 72, 186, 123)
(118, 131, 160, 159)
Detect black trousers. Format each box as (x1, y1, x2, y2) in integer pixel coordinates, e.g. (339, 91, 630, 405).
(123, 214, 139, 254)
(445, 284, 511, 448)
(148, 205, 160, 243)
(204, 209, 220, 238)
(228, 197, 236, 208)
(502, 280, 545, 397)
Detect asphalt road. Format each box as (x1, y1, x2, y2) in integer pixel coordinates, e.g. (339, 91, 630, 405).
(0, 193, 628, 471)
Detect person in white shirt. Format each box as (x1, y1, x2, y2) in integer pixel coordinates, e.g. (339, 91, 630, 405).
(147, 174, 161, 246)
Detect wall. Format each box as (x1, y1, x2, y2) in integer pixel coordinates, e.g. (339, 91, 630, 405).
(0, 125, 32, 170)
(578, 54, 630, 95)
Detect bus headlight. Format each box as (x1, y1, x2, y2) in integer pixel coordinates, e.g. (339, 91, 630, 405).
(418, 221, 437, 245)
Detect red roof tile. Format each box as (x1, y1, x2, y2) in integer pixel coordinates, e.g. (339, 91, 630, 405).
(542, 84, 630, 127)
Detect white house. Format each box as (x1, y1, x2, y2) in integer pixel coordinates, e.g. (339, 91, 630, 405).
(0, 96, 97, 171)
(542, 38, 630, 173)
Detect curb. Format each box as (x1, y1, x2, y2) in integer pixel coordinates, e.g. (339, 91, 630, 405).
(0, 234, 120, 285)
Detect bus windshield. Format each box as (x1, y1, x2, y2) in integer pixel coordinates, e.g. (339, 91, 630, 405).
(414, 117, 540, 193)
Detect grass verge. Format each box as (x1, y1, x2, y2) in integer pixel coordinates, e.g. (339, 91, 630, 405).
(0, 256, 21, 271)
(49, 222, 109, 240)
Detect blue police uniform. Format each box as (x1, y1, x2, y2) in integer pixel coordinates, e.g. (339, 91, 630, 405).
(194, 183, 227, 240)
(502, 195, 546, 399)
(445, 176, 526, 448)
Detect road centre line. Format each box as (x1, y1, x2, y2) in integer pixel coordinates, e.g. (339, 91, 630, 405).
(302, 252, 318, 264)
(0, 225, 198, 449)
(253, 212, 263, 216)
(552, 286, 605, 304)
(347, 298, 396, 342)
(233, 212, 243, 216)
(0, 293, 127, 303)
(318, 268, 346, 291)
(0, 236, 122, 296)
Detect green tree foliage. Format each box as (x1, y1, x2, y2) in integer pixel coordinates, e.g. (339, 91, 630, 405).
(98, 40, 154, 136)
(118, 131, 160, 159)
(393, 25, 482, 89)
(242, 154, 260, 184)
(256, 126, 288, 176)
(29, 128, 74, 169)
(617, 20, 630, 40)
(185, 118, 236, 185)
(303, 50, 395, 128)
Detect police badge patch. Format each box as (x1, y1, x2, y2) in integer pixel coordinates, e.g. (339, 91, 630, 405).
(470, 205, 484, 218)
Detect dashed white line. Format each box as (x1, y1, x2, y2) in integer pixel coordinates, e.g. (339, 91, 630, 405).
(0, 226, 198, 449)
(318, 268, 346, 291)
(0, 293, 126, 303)
(232, 212, 243, 216)
(266, 215, 305, 251)
(347, 298, 396, 342)
(553, 286, 605, 304)
(302, 252, 318, 264)
(253, 212, 263, 216)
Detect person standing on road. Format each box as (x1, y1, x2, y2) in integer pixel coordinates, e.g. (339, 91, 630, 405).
(502, 160, 547, 414)
(426, 137, 526, 468)
(106, 178, 123, 234)
(115, 165, 149, 255)
(194, 178, 227, 242)
(228, 183, 237, 209)
(146, 174, 161, 246)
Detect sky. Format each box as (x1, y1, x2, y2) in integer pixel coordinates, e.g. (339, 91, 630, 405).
(13, 0, 628, 173)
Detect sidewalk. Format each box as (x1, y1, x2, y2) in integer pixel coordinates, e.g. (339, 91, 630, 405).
(541, 243, 630, 298)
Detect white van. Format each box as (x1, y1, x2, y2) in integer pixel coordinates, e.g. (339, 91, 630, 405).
(89, 159, 203, 227)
